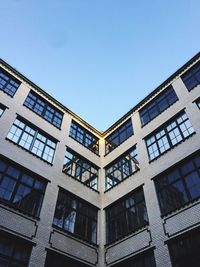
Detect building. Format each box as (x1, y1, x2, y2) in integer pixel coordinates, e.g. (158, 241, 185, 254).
(0, 52, 200, 267)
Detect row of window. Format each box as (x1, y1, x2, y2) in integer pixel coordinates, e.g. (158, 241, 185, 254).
(2, 228, 200, 267)
(0, 150, 200, 245)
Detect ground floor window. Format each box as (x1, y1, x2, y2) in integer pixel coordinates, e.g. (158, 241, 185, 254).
(168, 228, 200, 267)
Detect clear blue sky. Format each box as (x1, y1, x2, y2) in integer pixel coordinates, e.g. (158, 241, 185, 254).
(0, 0, 199, 130)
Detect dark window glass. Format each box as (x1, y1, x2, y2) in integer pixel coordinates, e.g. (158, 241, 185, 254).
(63, 148, 99, 191)
(112, 250, 156, 267)
(53, 190, 98, 244)
(106, 187, 148, 244)
(181, 61, 200, 91)
(7, 117, 57, 164)
(105, 146, 139, 190)
(24, 90, 63, 128)
(139, 86, 178, 126)
(145, 112, 195, 161)
(69, 120, 99, 155)
(0, 157, 46, 217)
(196, 98, 200, 109)
(0, 68, 20, 96)
(45, 251, 90, 267)
(0, 233, 32, 267)
(105, 119, 134, 155)
(168, 229, 200, 267)
(0, 104, 6, 117)
(154, 152, 200, 216)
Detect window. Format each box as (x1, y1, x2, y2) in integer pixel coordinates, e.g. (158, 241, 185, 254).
(53, 189, 98, 244)
(69, 120, 99, 155)
(45, 251, 90, 267)
(105, 118, 134, 155)
(145, 111, 195, 161)
(0, 232, 32, 267)
(106, 187, 148, 244)
(181, 61, 200, 91)
(0, 156, 47, 217)
(63, 148, 99, 191)
(154, 151, 200, 216)
(196, 98, 200, 109)
(112, 250, 156, 267)
(0, 67, 20, 96)
(24, 90, 63, 128)
(139, 86, 178, 126)
(168, 229, 200, 267)
(105, 146, 139, 190)
(0, 104, 6, 117)
(7, 117, 57, 164)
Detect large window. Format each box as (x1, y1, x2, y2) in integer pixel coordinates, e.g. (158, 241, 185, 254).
(105, 146, 139, 190)
(139, 86, 178, 126)
(112, 250, 156, 267)
(181, 61, 200, 91)
(145, 111, 195, 161)
(168, 229, 200, 267)
(0, 156, 47, 217)
(24, 90, 63, 128)
(69, 120, 99, 155)
(106, 187, 148, 244)
(0, 68, 20, 96)
(0, 232, 32, 267)
(105, 118, 134, 155)
(7, 117, 57, 164)
(53, 189, 98, 244)
(63, 148, 99, 191)
(154, 151, 200, 216)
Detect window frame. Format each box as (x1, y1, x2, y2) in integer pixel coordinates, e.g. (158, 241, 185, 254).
(105, 118, 134, 155)
(69, 120, 99, 155)
(0, 67, 21, 97)
(6, 116, 57, 164)
(24, 90, 64, 129)
(139, 85, 178, 126)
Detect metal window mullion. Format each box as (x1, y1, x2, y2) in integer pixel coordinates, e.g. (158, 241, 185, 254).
(164, 126, 173, 148)
(16, 123, 27, 146)
(29, 130, 39, 152)
(9, 171, 22, 205)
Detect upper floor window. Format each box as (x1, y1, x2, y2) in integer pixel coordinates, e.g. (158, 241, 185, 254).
(7, 117, 57, 164)
(69, 120, 99, 155)
(0, 67, 20, 96)
(0, 232, 32, 267)
(0, 156, 47, 217)
(105, 118, 133, 155)
(145, 111, 195, 161)
(53, 189, 98, 244)
(105, 146, 139, 191)
(24, 90, 63, 128)
(168, 229, 200, 267)
(181, 61, 200, 91)
(0, 104, 6, 117)
(154, 151, 200, 216)
(105, 187, 148, 244)
(139, 86, 178, 126)
(63, 147, 99, 191)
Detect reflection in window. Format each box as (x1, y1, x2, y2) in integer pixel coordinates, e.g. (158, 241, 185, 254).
(181, 61, 200, 91)
(0, 233, 32, 267)
(106, 187, 148, 244)
(105, 146, 139, 190)
(53, 189, 98, 244)
(7, 117, 57, 163)
(24, 90, 63, 128)
(0, 67, 20, 96)
(168, 229, 200, 267)
(112, 250, 156, 267)
(69, 120, 99, 155)
(154, 151, 200, 216)
(63, 148, 99, 191)
(145, 112, 195, 161)
(105, 118, 134, 155)
(139, 86, 178, 126)
(0, 157, 46, 217)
